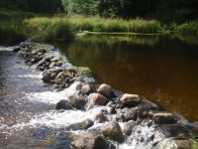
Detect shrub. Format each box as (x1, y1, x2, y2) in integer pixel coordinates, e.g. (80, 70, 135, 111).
(0, 21, 26, 45)
(177, 21, 198, 35)
(42, 20, 75, 42)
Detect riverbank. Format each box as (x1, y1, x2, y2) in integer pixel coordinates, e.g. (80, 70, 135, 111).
(1, 10, 198, 46)
(7, 41, 197, 148)
(24, 15, 198, 41)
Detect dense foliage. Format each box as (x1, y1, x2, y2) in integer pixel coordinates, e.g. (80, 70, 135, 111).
(0, 0, 63, 13)
(61, 0, 198, 23)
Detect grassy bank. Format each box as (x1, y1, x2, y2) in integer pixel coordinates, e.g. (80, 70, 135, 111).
(1, 12, 198, 45)
(0, 21, 26, 45)
(25, 16, 198, 41)
(25, 16, 162, 33)
(0, 10, 36, 45)
(177, 21, 198, 35)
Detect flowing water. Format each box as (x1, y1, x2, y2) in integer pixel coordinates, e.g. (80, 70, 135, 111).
(0, 34, 198, 148)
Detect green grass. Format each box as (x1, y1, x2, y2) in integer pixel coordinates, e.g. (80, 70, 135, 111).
(0, 21, 27, 45)
(0, 10, 36, 45)
(1, 12, 198, 45)
(34, 20, 75, 42)
(25, 15, 162, 34)
(177, 21, 198, 35)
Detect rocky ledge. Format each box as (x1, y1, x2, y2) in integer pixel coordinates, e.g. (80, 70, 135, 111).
(14, 42, 198, 149)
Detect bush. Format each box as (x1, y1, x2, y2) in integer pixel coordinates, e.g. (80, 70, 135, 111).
(0, 21, 27, 45)
(38, 20, 75, 42)
(177, 21, 198, 35)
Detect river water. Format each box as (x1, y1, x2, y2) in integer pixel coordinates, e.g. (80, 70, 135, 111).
(55, 33, 198, 122)
(0, 34, 198, 148)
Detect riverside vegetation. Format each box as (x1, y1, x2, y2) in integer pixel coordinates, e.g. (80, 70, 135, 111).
(1, 10, 198, 45)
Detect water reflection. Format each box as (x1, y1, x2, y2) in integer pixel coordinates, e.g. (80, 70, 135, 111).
(55, 34, 198, 121)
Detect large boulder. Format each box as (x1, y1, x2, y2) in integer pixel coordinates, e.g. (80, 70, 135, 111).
(55, 100, 72, 110)
(97, 83, 112, 98)
(70, 131, 109, 149)
(120, 93, 141, 107)
(93, 93, 108, 106)
(82, 119, 94, 130)
(153, 112, 177, 124)
(100, 120, 124, 142)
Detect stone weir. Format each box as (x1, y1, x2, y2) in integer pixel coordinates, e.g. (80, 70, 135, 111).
(13, 41, 198, 149)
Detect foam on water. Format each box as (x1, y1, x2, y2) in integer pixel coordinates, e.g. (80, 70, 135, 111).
(17, 73, 43, 79)
(13, 106, 109, 129)
(0, 45, 19, 52)
(26, 81, 82, 104)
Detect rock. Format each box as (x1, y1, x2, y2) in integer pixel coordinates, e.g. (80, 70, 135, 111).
(70, 131, 109, 149)
(123, 107, 138, 121)
(175, 140, 195, 149)
(69, 92, 86, 109)
(49, 62, 56, 68)
(81, 84, 92, 95)
(120, 93, 141, 107)
(42, 68, 62, 83)
(89, 84, 100, 93)
(110, 106, 116, 114)
(95, 112, 108, 123)
(100, 120, 124, 142)
(51, 56, 62, 62)
(97, 83, 112, 98)
(177, 120, 188, 127)
(157, 124, 191, 138)
(55, 100, 72, 110)
(140, 111, 149, 118)
(140, 99, 160, 110)
(160, 139, 195, 149)
(82, 119, 94, 130)
(115, 109, 124, 121)
(13, 47, 21, 52)
(123, 121, 136, 136)
(93, 93, 108, 106)
(153, 112, 177, 124)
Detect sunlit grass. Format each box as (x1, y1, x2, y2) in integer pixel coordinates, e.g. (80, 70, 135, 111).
(177, 21, 198, 35)
(25, 15, 162, 33)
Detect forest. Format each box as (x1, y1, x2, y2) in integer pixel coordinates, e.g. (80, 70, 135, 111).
(1, 0, 198, 23)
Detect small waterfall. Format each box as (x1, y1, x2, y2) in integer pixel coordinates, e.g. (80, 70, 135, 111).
(0, 41, 197, 149)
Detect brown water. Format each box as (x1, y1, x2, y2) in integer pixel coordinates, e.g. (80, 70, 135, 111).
(56, 33, 198, 122)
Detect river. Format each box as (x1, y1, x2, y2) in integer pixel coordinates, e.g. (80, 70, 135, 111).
(0, 33, 198, 148)
(55, 33, 198, 122)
